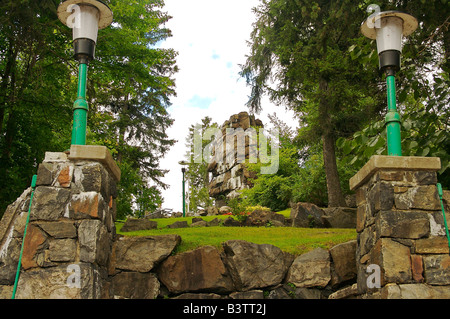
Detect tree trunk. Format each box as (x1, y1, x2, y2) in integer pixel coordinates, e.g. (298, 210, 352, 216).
(319, 77, 347, 208)
(0, 38, 17, 134)
(322, 132, 347, 207)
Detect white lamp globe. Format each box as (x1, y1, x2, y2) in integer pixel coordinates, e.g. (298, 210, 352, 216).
(57, 0, 113, 62)
(361, 11, 418, 72)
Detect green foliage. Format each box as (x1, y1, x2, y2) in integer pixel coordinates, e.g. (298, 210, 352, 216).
(0, 0, 73, 215)
(240, 123, 301, 211)
(115, 161, 163, 220)
(241, 174, 294, 212)
(228, 197, 248, 223)
(337, 74, 450, 189)
(245, 205, 271, 212)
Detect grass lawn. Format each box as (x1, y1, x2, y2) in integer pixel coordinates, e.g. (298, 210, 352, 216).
(115, 211, 357, 256)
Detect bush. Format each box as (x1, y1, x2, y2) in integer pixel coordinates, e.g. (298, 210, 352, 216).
(245, 205, 271, 212)
(240, 175, 293, 212)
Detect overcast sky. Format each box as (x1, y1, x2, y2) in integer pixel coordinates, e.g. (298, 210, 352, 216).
(157, 0, 299, 212)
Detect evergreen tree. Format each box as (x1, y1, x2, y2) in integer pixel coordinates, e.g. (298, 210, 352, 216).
(241, 0, 384, 207)
(184, 117, 218, 212)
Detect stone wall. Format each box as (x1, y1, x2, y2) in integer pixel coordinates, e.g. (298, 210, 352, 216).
(110, 237, 358, 299)
(207, 112, 263, 205)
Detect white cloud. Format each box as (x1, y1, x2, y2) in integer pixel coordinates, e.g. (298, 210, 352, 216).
(157, 0, 299, 212)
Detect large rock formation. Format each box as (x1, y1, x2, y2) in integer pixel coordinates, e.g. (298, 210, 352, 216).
(207, 112, 263, 205)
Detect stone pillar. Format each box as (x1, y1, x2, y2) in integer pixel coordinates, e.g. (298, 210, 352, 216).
(208, 111, 262, 206)
(350, 155, 450, 298)
(2, 145, 120, 299)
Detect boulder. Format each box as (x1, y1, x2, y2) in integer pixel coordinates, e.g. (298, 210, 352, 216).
(111, 272, 160, 299)
(35, 221, 77, 239)
(328, 283, 359, 299)
(48, 239, 77, 262)
(120, 218, 157, 232)
(223, 217, 241, 227)
(290, 202, 326, 228)
(0, 285, 13, 299)
(158, 245, 234, 294)
(0, 237, 21, 284)
(329, 240, 357, 287)
(371, 238, 411, 285)
(167, 221, 188, 229)
(286, 248, 331, 288)
(197, 209, 208, 216)
(381, 283, 450, 299)
(21, 224, 47, 270)
(206, 206, 219, 216)
(68, 191, 105, 220)
(190, 221, 207, 227)
(266, 285, 292, 299)
(206, 218, 221, 227)
(244, 210, 285, 227)
(322, 207, 357, 229)
(394, 185, 441, 210)
(222, 240, 294, 291)
(113, 235, 181, 273)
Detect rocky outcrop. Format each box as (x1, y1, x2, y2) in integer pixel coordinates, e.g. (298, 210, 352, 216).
(207, 112, 263, 204)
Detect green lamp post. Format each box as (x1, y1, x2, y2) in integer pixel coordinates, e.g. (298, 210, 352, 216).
(179, 161, 189, 217)
(57, 0, 113, 145)
(361, 11, 418, 156)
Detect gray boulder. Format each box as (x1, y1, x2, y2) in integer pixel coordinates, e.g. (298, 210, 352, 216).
(222, 240, 294, 291)
(158, 245, 235, 294)
(167, 221, 188, 229)
(120, 218, 157, 232)
(286, 248, 331, 288)
(290, 202, 325, 228)
(322, 207, 357, 228)
(244, 210, 285, 227)
(111, 272, 160, 299)
(113, 235, 181, 272)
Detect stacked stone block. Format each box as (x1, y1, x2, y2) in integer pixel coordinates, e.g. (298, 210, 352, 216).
(208, 111, 263, 203)
(350, 155, 450, 298)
